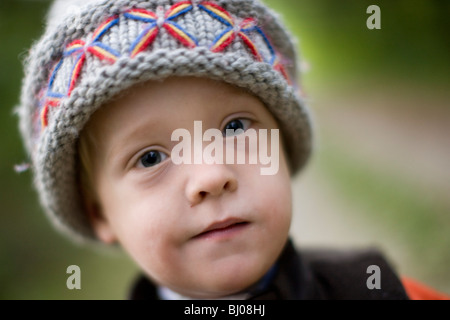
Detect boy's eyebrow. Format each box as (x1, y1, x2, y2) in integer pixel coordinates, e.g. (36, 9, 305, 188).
(105, 118, 168, 169)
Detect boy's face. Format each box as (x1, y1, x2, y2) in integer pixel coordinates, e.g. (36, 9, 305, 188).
(85, 77, 292, 298)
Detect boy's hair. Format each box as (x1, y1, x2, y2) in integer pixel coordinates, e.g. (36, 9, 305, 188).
(16, 0, 313, 243)
(77, 126, 98, 206)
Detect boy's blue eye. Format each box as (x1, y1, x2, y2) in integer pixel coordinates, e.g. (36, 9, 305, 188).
(223, 119, 251, 137)
(139, 150, 168, 168)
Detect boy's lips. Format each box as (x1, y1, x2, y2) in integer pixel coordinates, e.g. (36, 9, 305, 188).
(193, 218, 250, 240)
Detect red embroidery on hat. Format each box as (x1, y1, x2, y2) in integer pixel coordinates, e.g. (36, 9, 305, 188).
(65, 16, 120, 96)
(199, 2, 271, 63)
(125, 2, 197, 58)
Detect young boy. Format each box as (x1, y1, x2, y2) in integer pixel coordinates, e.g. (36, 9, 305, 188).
(16, 0, 444, 299)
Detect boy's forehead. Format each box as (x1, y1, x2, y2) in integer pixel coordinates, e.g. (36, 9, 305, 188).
(98, 77, 261, 117)
(125, 77, 253, 99)
(87, 76, 268, 135)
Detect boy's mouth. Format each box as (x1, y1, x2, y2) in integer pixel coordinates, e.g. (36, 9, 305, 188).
(193, 218, 250, 240)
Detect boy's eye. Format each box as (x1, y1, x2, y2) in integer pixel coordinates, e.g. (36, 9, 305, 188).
(138, 150, 168, 168)
(223, 119, 252, 137)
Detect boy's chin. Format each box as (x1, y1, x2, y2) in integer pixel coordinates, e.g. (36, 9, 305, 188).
(176, 282, 252, 300)
(182, 261, 273, 299)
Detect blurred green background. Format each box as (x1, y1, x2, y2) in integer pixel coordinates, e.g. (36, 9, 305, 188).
(1, 0, 449, 299)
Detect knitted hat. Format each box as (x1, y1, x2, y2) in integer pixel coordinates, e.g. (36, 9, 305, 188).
(17, 0, 312, 242)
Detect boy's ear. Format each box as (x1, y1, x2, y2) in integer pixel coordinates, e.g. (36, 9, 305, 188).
(84, 198, 117, 244)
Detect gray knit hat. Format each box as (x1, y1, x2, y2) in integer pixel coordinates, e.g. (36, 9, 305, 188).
(17, 0, 312, 242)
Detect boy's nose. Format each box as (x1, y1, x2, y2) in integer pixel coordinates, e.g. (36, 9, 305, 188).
(185, 163, 238, 207)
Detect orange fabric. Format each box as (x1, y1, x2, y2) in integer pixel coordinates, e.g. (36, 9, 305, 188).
(402, 277, 450, 300)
